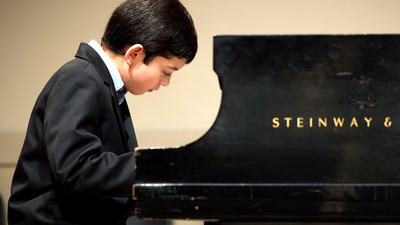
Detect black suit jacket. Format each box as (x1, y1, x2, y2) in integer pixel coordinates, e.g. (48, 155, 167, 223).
(9, 43, 137, 225)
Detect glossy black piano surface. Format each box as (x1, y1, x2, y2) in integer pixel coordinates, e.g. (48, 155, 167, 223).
(134, 35, 400, 222)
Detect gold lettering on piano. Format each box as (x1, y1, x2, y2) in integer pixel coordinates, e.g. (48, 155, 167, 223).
(272, 117, 390, 128)
(364, 117, 373, 127)
(350, 117, 359, 127)
(284, 117, 292, 127)
(319, 118, 327, 127)
(272, 117, 279, 128)
(385, 117, 392, 127)
(297, 117, 304, 128)
(333, 117, 344, 127)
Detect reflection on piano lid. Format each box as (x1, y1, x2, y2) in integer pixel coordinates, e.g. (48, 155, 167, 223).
(134, 35, 400, 222)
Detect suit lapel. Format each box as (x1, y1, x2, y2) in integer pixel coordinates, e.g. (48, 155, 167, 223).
(120, 100, 138, 150)
(75, 43, 132, 152)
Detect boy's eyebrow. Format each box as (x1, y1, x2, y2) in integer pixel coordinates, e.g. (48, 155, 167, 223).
(168, 66, 178, 71)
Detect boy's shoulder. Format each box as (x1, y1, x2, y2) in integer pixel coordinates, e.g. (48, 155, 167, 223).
(40, 57, 106, 100)
(52, 58, 101, 85)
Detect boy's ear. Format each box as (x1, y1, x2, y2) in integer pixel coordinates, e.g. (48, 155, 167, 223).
(125, 44, 144, 65)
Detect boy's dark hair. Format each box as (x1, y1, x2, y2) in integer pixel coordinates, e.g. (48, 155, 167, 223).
(101, 0, 198, 64)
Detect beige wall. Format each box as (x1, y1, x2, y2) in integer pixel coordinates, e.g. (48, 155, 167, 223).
(1, 0, 400, 224)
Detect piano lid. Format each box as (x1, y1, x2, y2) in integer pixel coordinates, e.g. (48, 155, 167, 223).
(134, 35, 400, 221)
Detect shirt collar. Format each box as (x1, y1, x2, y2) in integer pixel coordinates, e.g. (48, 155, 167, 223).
(88, 40, 126, 104)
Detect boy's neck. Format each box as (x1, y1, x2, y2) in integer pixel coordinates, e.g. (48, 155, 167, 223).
(102, 46, 126, 76)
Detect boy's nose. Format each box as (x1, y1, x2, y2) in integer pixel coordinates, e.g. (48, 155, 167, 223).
(161, 76, 171, 87)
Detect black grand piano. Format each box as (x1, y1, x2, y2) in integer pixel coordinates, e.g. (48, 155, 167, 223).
(133, 35, 400, 224)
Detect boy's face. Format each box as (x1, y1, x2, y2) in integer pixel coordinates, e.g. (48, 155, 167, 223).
(122, 54, 186, 95)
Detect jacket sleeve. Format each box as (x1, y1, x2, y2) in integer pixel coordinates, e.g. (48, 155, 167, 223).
(44, 63, 135, 197)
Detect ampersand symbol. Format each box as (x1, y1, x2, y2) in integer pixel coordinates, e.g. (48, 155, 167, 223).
(384, 117, 392, 127)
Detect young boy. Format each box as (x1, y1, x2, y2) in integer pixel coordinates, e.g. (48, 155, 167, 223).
(8, 0, 197, 224)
